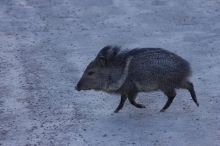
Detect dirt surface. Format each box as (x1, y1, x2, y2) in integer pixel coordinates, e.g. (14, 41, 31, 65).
(0, 0, 220, 146)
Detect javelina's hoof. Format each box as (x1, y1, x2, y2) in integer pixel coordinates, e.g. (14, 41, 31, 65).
(160, 109, 165, 112)
(114, 109, 120, 113)
(135, 104, 146, 108)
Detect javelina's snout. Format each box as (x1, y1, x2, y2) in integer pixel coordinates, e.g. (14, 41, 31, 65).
(75, 82, 81, 91)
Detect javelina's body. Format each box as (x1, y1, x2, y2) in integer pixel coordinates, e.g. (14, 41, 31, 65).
(76, 46, 199, 112)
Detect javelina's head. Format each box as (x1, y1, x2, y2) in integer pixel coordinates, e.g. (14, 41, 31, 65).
(75, 45, 127, 92)
(75, 57, 110, 91)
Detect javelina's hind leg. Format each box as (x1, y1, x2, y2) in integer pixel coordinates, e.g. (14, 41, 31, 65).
(182, 81, 199, 107)
(114, 94, 127, 113)
(127, 91, 145, 108)
(160, 89, 176, 112)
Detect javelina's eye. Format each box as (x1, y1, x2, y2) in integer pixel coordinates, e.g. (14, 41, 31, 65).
(88, 71, 95, 76)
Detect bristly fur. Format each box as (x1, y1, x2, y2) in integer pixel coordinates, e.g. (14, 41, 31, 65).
(76, 45, 199, 113)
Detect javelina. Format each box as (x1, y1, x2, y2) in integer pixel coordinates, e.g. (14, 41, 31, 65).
(75, 46, 199, 113)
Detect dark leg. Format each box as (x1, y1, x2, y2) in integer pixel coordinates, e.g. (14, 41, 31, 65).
(114, 94, 127, 113)
(182, 81, 199, 107)
(127, 91, 145, 108)
(160, 89, 176, 112)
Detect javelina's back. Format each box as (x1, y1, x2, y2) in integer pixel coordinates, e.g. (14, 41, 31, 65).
(126, 48, 191, 91)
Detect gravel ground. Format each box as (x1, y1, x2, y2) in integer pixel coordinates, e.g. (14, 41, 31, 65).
(0, 0, 220, 146)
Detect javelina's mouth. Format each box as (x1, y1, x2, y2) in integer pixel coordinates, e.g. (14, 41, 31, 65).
(75, 86, 93, 91)
(75, 85, 81, 91)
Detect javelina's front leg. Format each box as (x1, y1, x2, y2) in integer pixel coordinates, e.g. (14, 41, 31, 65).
(114, 94, 127, 113)
(127, 91, 146, 108)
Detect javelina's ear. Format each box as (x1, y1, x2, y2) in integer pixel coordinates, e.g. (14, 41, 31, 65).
(98, 56, 107, 67)
(111, 47, 120, 57)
